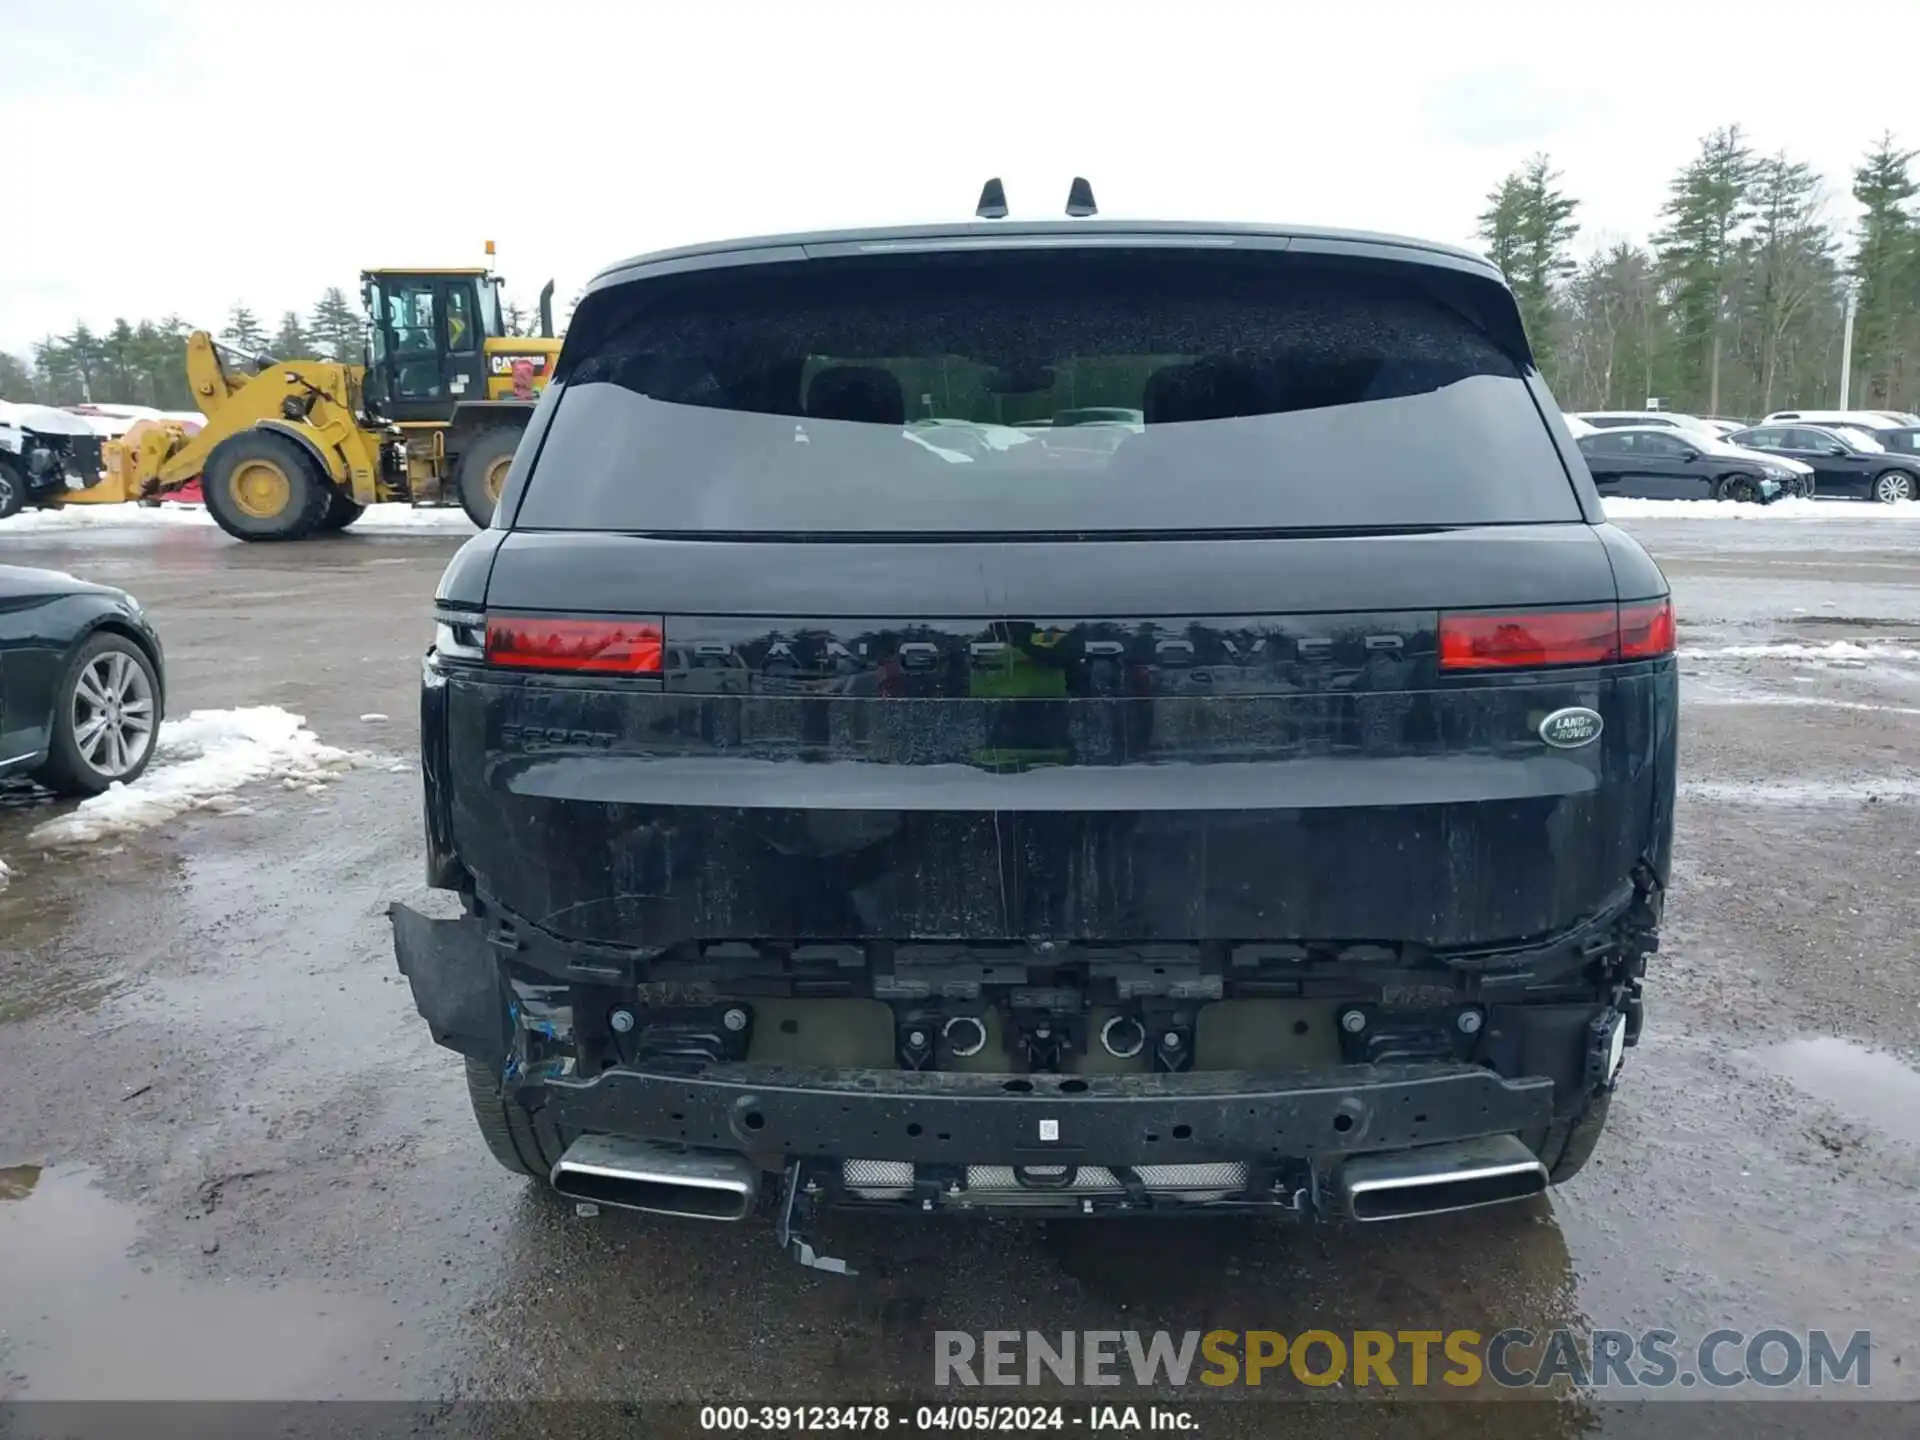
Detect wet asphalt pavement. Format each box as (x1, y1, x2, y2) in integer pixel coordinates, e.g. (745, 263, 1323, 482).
(1, 514, 1917, 1433)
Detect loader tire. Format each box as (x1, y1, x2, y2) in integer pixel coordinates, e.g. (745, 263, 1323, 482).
(202, 432, 332, 542)
(319, 489, 365, 531)
(454, 426, 522, 530)
(463, 1055, 576, 1180)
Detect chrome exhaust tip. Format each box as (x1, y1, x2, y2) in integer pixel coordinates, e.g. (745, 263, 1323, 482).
(1335, 1135, 1548, 1222)
(551, 1135, 759, 1221)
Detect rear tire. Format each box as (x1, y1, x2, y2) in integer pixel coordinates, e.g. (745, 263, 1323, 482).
(462, 1056, 574, 1180)
(202, 431, 333, 541)
(454, 427, 523, 529)
(1871, 469, 1915, 504)
(319, 489, 365, 531)
(1547, 1089, 1612, 1184)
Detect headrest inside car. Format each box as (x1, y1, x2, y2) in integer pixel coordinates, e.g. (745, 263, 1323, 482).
(805, 366, 906, 426)
(1142, 360, 1270, 424)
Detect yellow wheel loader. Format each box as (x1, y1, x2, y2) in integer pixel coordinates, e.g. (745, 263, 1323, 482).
(83, 266, 562, 540)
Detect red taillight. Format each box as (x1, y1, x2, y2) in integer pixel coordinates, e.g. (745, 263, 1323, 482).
(485, 615, 664, 676)
(1439, 599, 1674, 671)
(1439, 606, 1620, 671)
(1618, 597, 1676, 660)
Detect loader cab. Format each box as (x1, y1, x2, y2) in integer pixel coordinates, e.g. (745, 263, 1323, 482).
(359, 268, 501, 423)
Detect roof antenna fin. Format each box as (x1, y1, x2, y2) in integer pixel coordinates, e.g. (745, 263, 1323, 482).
(1065, 177, 1097, 217)
(975, 178, 1009, 220)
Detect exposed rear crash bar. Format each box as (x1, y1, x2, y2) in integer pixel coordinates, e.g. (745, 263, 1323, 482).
(550, 1134, 760, 1220)
(534, 1062, 1554, 1166)
(1333, 1134, 1548, 1221)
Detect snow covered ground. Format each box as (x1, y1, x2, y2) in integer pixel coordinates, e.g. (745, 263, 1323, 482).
(3, 495, 1918, 534)
(1, 501, 473, 532)
(1683, 640, 1920, 662)
(1602, 496, 1920, 520)
(22, 706, 387, 850)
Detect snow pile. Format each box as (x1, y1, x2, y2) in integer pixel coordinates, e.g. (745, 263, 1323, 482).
(0, 857, 11, 893)
(1689, 641, 1912, 664)
(1, 502, 472, 533)
(1684, 640, 1920, 662)
(28, 706, 366, 847)
(0, 503, 212, 531)
(346, 504, 475, 529)
(1602, 496, 1920, 521)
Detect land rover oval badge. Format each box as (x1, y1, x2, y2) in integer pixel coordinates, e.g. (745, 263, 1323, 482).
(1539, 706, 1603, 749)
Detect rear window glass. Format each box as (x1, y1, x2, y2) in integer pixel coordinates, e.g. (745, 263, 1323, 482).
(517, 250, 1579, 534)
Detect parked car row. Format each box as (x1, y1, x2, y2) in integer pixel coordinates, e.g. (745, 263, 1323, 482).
(1575, 426, 1803, 503)
(1728, 423, 1920, 503)
(1567, 408, 1920, 503)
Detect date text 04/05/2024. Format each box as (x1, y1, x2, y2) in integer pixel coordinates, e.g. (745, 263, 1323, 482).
(698, 1405, 1195, 1433)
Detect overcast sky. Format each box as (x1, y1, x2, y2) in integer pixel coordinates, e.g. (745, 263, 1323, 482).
(3, 0, 1914, 356)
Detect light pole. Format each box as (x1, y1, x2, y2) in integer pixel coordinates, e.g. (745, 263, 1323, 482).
(1838, 281, 1860, 409)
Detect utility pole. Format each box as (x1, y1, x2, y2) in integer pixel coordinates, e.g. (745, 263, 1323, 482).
(1709, 292, 1726, 419)
(1838, 282, 1859, 409)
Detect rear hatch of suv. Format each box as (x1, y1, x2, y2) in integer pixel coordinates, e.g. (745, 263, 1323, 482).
(432, 233, 1674, 954)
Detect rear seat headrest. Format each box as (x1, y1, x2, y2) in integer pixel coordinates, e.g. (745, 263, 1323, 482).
(1143, 360, 1270, 424)
(805, 366, 906, 426)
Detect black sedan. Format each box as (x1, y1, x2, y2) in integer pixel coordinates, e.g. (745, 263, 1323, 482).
(0, 565, 166, 795)
(1575, 425, 1796, 502)
(1727, 423, 1920, 503)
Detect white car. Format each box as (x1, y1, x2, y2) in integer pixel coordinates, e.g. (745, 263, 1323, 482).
(1760, 409, 1918, 431)
(1572, 411, 1721, 437)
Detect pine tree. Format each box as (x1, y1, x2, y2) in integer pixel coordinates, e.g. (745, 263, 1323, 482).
(1478, 178, 1528, 286)
(221, 305, 268, 357)
(1736, 153, 1839, 413)
(32, 336, 81, 405)
(1654, 126, 1760, 416)
(62, 323, 104, 402)
(504, 299, 529, 338)
(1848, 133, 1918, 410)
(100, 319, 141, 403)
(309, 287, 365, 362)
(146, 317, 194, 410)
(272, 310, 315, 360)
(1477, 154, 1580, 383)
(0, 351, 38, 402)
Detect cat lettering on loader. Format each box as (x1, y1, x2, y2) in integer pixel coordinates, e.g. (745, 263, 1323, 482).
(94, 259, 561, 540)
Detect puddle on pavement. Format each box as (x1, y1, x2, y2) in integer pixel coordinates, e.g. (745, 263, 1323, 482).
(0, 1164, 406, 1399)
(1750, 1037, 1920, 1146)
(0, 840, 203, 1024)
(0, 779, 55, 814)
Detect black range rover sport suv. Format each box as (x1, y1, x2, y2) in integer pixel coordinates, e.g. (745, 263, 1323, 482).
(393, 216, 1677, 1271)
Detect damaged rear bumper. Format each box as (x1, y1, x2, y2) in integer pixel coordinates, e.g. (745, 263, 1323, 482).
(535, 1057, 1555, 1170)
(391, 902, 1598, 1229)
